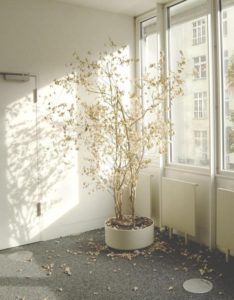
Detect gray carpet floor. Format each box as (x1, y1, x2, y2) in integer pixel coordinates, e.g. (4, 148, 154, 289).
(0, 227, 234, 300)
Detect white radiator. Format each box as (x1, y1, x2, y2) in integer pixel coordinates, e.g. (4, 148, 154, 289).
(161, 177, 198, 237)
(217, 188, 234, 258)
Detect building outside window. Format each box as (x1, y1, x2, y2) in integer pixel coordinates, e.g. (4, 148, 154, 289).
(193, 55, 207, 79)
(194, 130, 208, 164)
(222, 10, 228, 36)
(224, 50, 229, 74)
(192, 18, 206, 45)
(224, 89, 230, 117)
(194, 92, 207, 119)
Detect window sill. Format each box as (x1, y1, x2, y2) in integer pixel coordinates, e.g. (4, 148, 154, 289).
(165, 163, 210, 176)
(217, 170, 234, 180)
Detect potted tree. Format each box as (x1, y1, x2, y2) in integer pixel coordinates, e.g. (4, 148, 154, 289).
(46, 41, 185, 250)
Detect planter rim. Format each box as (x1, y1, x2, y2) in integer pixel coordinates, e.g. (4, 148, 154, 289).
(105, 216, 154, 232)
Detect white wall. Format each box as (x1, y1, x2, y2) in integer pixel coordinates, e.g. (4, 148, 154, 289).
(0, 0, 135, 249)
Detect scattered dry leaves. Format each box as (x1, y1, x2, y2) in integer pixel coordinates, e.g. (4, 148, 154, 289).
(64, 266, 72, 276)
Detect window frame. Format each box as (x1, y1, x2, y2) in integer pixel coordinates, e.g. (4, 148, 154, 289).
(165, 0, 212, 172)
(135, 10, 159, 163)
(218, 0, 234, 175)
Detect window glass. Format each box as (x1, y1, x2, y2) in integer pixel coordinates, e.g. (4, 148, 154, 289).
(141, 17, 157, 77)
(221, 0, 234, 170)
(140, 16, 158, 156)
(168, 0, 210, 167)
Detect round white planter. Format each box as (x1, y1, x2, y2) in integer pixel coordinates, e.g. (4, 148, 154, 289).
(105, 218, 154, 250)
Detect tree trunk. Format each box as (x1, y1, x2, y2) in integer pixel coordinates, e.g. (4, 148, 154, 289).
(129, 184, 136, 228)
(114, 188, 123, 220)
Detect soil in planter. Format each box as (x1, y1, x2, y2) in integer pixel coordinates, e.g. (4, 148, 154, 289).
(106, 216, 153, 230)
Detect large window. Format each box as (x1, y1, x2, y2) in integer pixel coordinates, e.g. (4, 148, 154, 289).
(168, 0, 210, 167)
(220, 0, 234, 170)
(136, 0, 234, 174)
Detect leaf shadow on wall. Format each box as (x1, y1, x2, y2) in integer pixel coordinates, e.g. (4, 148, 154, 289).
(4, 87, 76, 248)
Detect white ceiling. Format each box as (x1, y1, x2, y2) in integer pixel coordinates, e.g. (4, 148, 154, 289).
(56, 0, 171, 16)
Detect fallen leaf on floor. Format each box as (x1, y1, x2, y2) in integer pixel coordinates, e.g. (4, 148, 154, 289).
(199, 269, 205, 276)
(218, 291, 223, 295)
(42, 263, 54, 276)
(26, 258, 32, 262)
(107, 252, 137, 260)
(168, 286, 174, 291)
(64, 266, 72, 276)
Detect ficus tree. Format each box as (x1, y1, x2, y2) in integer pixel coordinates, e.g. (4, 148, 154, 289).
(46, 41, 185, 228)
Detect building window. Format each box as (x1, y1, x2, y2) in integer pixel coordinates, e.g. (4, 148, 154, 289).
(193, 56, 207, 79)
(224, 89, 230, 117)
(194, 92, 207, 119)
(224, 50, 229, 74)
(222, 10, 228, 36)
(192, 18, 206, 45)
(194, 130, 208, 164)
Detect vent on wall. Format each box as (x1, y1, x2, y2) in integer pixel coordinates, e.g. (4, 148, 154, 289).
(161, 177, 198, 244)
(0, 72, 30, 82)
